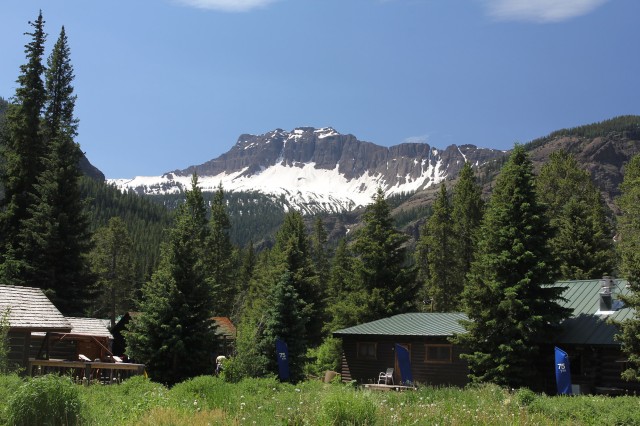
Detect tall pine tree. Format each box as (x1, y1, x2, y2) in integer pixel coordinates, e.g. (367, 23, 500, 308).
(416, 184, 461, 311)
(616, 154, 640, 381)
(310, 217, 330, 292)
(453, 145, 570, 387)
(125, 175, 218, 384)
(207, 183, 237, 317)
(89, 217, 136, 328)
(352, 188, 418, 322)
(451, 162, 484, 288)
(324, 238, 367, 332)
(537, 150, 614, 279)
(0, 12, 47, 279)
(270, 211, 323, 345)
(258, 271, 308, 382)
(19, 26, 93, 315)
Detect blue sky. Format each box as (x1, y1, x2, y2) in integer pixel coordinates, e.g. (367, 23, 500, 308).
(1, 0, 638, 178)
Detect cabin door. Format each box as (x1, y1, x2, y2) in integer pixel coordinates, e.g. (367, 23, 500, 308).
(394, 343, 411, 384)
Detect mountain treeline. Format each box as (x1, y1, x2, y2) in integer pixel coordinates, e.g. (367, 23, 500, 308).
(2, 12, 640, 389)
(80, 178, 173, 288)
(526, 115, 640, 151)
(145, 190, 286, 248)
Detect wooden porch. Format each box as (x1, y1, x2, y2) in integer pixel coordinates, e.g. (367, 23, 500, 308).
(28, 358, 145, 384)
(364, 383, 417, 391)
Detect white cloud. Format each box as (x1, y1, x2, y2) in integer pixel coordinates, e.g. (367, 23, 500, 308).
(482, 0, 610, 23)
(174, 0, 279, 12)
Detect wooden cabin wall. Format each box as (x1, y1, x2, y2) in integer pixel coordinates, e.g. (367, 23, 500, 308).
(7, 331, 30, 371)
(596, 347, 640, 394)
(29, 336, 76, 361)
(539, 345, 640, 395)
(339, 335, 468, 387)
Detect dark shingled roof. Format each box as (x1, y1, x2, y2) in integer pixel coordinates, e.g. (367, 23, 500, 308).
(333, 312, 468, 337)
(0, 285, 71, 332)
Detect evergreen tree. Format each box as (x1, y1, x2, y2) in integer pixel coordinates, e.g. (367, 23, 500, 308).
(89, 217, 136, 328)
(258, 271, 308, 382)
(324, 238, 368, 332)
(616, 154, 640, 381)
(310, 217, 330, 286)
(451, 162, 484, 288)
(453, 145, 570, 388)
(352, 188, 418, 322)
(207, 183, 237, 317)
(239, 240, 256, 287)
(0, 12, 47, 278)
(231, 240, 256, 323)
(231, 213, 321, 380)
(125, 175, 217, 385)
(271, 211, 323, 345)
(537, 150, 614, 279)
(416, 184, 461, 312)
(18, 26, 93, 315)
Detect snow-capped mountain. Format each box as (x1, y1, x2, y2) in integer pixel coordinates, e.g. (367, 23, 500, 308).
(109, 127, 505, 214)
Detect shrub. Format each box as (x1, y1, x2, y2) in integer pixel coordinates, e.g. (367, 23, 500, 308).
(7, 374, 82, 426)
(514, 387, 537, 407)
(304, 337, 342, 378)
(321, 389, 377, 425)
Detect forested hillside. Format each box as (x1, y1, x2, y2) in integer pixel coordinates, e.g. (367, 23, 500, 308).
(145, 190, 285, 249)
(525, 115, 640, 211)
(527, 115, 640, 148)
(80, 178, 173, 283)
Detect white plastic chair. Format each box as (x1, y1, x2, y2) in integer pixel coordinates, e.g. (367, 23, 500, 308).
(378, 368, 394, 385)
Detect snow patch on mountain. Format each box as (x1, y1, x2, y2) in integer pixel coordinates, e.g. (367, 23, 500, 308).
(110, 160, 446, 214)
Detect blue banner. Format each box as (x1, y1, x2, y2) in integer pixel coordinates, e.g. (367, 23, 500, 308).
(395, 344, 413, 385)
(554, 346, 572, 395)
(275, 339, 290, 382)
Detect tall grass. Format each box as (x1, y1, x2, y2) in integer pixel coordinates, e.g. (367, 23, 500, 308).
(1, 374, 640, 425)
(6, 374, 82, 426)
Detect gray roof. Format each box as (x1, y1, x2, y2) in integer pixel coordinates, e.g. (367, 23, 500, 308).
(0, 285, 71, 332)
(333, 312, 468, 337)
(66, 317, 113, 339)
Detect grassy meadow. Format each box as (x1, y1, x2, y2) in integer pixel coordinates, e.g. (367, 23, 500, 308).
(1, 374, 639, 425)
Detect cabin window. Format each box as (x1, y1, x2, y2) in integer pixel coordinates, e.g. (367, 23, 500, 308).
(425, 344, 452, 363)
(357, 342, 377, 360)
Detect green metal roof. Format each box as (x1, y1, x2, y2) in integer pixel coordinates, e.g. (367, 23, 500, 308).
(551, 279, 634, 346)
(333, 312, 468, 337)
(332, 279, 635, 346)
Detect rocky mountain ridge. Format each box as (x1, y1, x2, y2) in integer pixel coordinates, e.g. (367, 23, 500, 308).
(110, 127, 506, 214)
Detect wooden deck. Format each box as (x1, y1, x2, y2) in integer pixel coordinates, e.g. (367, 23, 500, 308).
(364, 383, 417, 391)
(28, 358, 145, 384)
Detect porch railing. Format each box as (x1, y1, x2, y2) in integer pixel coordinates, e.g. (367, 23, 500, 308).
(28, 358, 145, 384)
